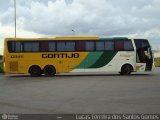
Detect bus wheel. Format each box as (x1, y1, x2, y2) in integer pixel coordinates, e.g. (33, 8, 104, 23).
(29, 65, 42, 77)
(43, 65, 56, 76)
(120, 64, 132, 75)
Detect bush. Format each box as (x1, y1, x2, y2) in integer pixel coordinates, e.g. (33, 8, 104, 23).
(0, 62, 4, 73)
(155, 57, 160, 67)
(0, 55, 3, 59)
(0, 55, 3, 73)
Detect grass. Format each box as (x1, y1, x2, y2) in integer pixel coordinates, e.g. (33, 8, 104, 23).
(155, 57, 160, 67)
(0, 55, 3, 73)
(0, 62, 3, 73)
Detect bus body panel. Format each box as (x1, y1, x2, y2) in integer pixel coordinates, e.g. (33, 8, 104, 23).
(4, 52, 89, 74)
(3, 37, 154, 75)
(71, 51, 136, 72)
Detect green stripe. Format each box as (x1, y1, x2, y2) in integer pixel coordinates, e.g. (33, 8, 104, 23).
(75, 52, 117, 69)
(89, 52, 117, 68)
(75, 52, 103, 69)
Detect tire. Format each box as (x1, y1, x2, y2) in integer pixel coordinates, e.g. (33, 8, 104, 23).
(43, 65, 56, 77)
(29, 65, 42, 77)
(120, 65, 132, 75)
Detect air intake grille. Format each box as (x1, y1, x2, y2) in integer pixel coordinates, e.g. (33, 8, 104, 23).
(9, 61, 18, 72)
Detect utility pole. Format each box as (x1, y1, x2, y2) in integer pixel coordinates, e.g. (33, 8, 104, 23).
(14, 0, 17, 38)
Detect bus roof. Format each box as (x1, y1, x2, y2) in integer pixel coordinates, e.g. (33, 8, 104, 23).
(5, 36, 99, 41)
(5, 36, 147, 41)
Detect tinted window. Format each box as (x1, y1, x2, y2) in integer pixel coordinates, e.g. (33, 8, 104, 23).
(124, 41, 134, 51)
(32, 42, 39, 52)
(66, 41, 75, 51)
(105, 41, 114, 51)
(134, 39, 150, 49)
(96, 41, 104, 51)
(115, 40, 134, 51)
(49, 42, 56, 52)
(115, 41, 124, 51)
(86, 41, 95, 51)
(40, 42, 49, 52)
(8, 41, 23, 52)
(24, 42, 31, 52)
(96, 41, 114, 51)
(15, 42, 21, 52)
(76, 41, 85, 51)
(8, 40, 134, 52)
(57, 42, 66, 51)
(57, 41, 75, 52)
(24, 42, 39, 52)
(8, 41, 15, 52)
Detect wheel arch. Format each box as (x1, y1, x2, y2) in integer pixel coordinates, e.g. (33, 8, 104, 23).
(28, 65, 41, 73)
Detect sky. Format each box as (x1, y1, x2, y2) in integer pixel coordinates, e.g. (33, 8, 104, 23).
(0, 0, 160, 54)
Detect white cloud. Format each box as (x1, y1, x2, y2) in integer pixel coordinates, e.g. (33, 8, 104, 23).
(0, 23, 46, 54)
(16, 0, 160, 36)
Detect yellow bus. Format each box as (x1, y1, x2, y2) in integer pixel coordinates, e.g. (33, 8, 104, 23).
(3, 36, 154, 76)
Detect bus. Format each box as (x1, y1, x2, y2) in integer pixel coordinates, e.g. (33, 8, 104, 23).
(3, 36, 154, 76)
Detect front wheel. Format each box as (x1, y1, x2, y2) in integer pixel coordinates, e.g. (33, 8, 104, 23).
(120, 65, 132, 75)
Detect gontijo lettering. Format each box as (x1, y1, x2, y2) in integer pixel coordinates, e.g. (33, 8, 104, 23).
(42, 53, 80, 58)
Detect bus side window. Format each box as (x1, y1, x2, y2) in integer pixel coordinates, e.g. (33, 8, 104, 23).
(24, 42, 32, 52)
(15, 42, 22, 52)
(49, 42, 56, 52)
(40, 42, 49, 52)
(86, 41, 95, 51)
(96, 41, 104, 51)
(24, 42, 39, 52)
(105, 41, 114, 51)
(66, 41, 75, 51)
(32, 42, 39, 52)
(57, 42, 66, 51)
(8, 41, 15, 52)
(76, 41, 85, 51)
(115, 41, 124, 51)
(124, 41, 134, 51)
(57, 41, 75, 52)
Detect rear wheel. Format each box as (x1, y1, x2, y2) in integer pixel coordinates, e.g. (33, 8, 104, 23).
(29, 65, 42, 77)
(120, 65, 132, 75)
(43, 65, 56, 76)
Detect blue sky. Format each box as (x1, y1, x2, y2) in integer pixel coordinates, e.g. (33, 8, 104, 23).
(0, 0, 160, 54)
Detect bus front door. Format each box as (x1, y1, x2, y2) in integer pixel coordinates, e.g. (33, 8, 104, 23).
(136, 48, 153, 71)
